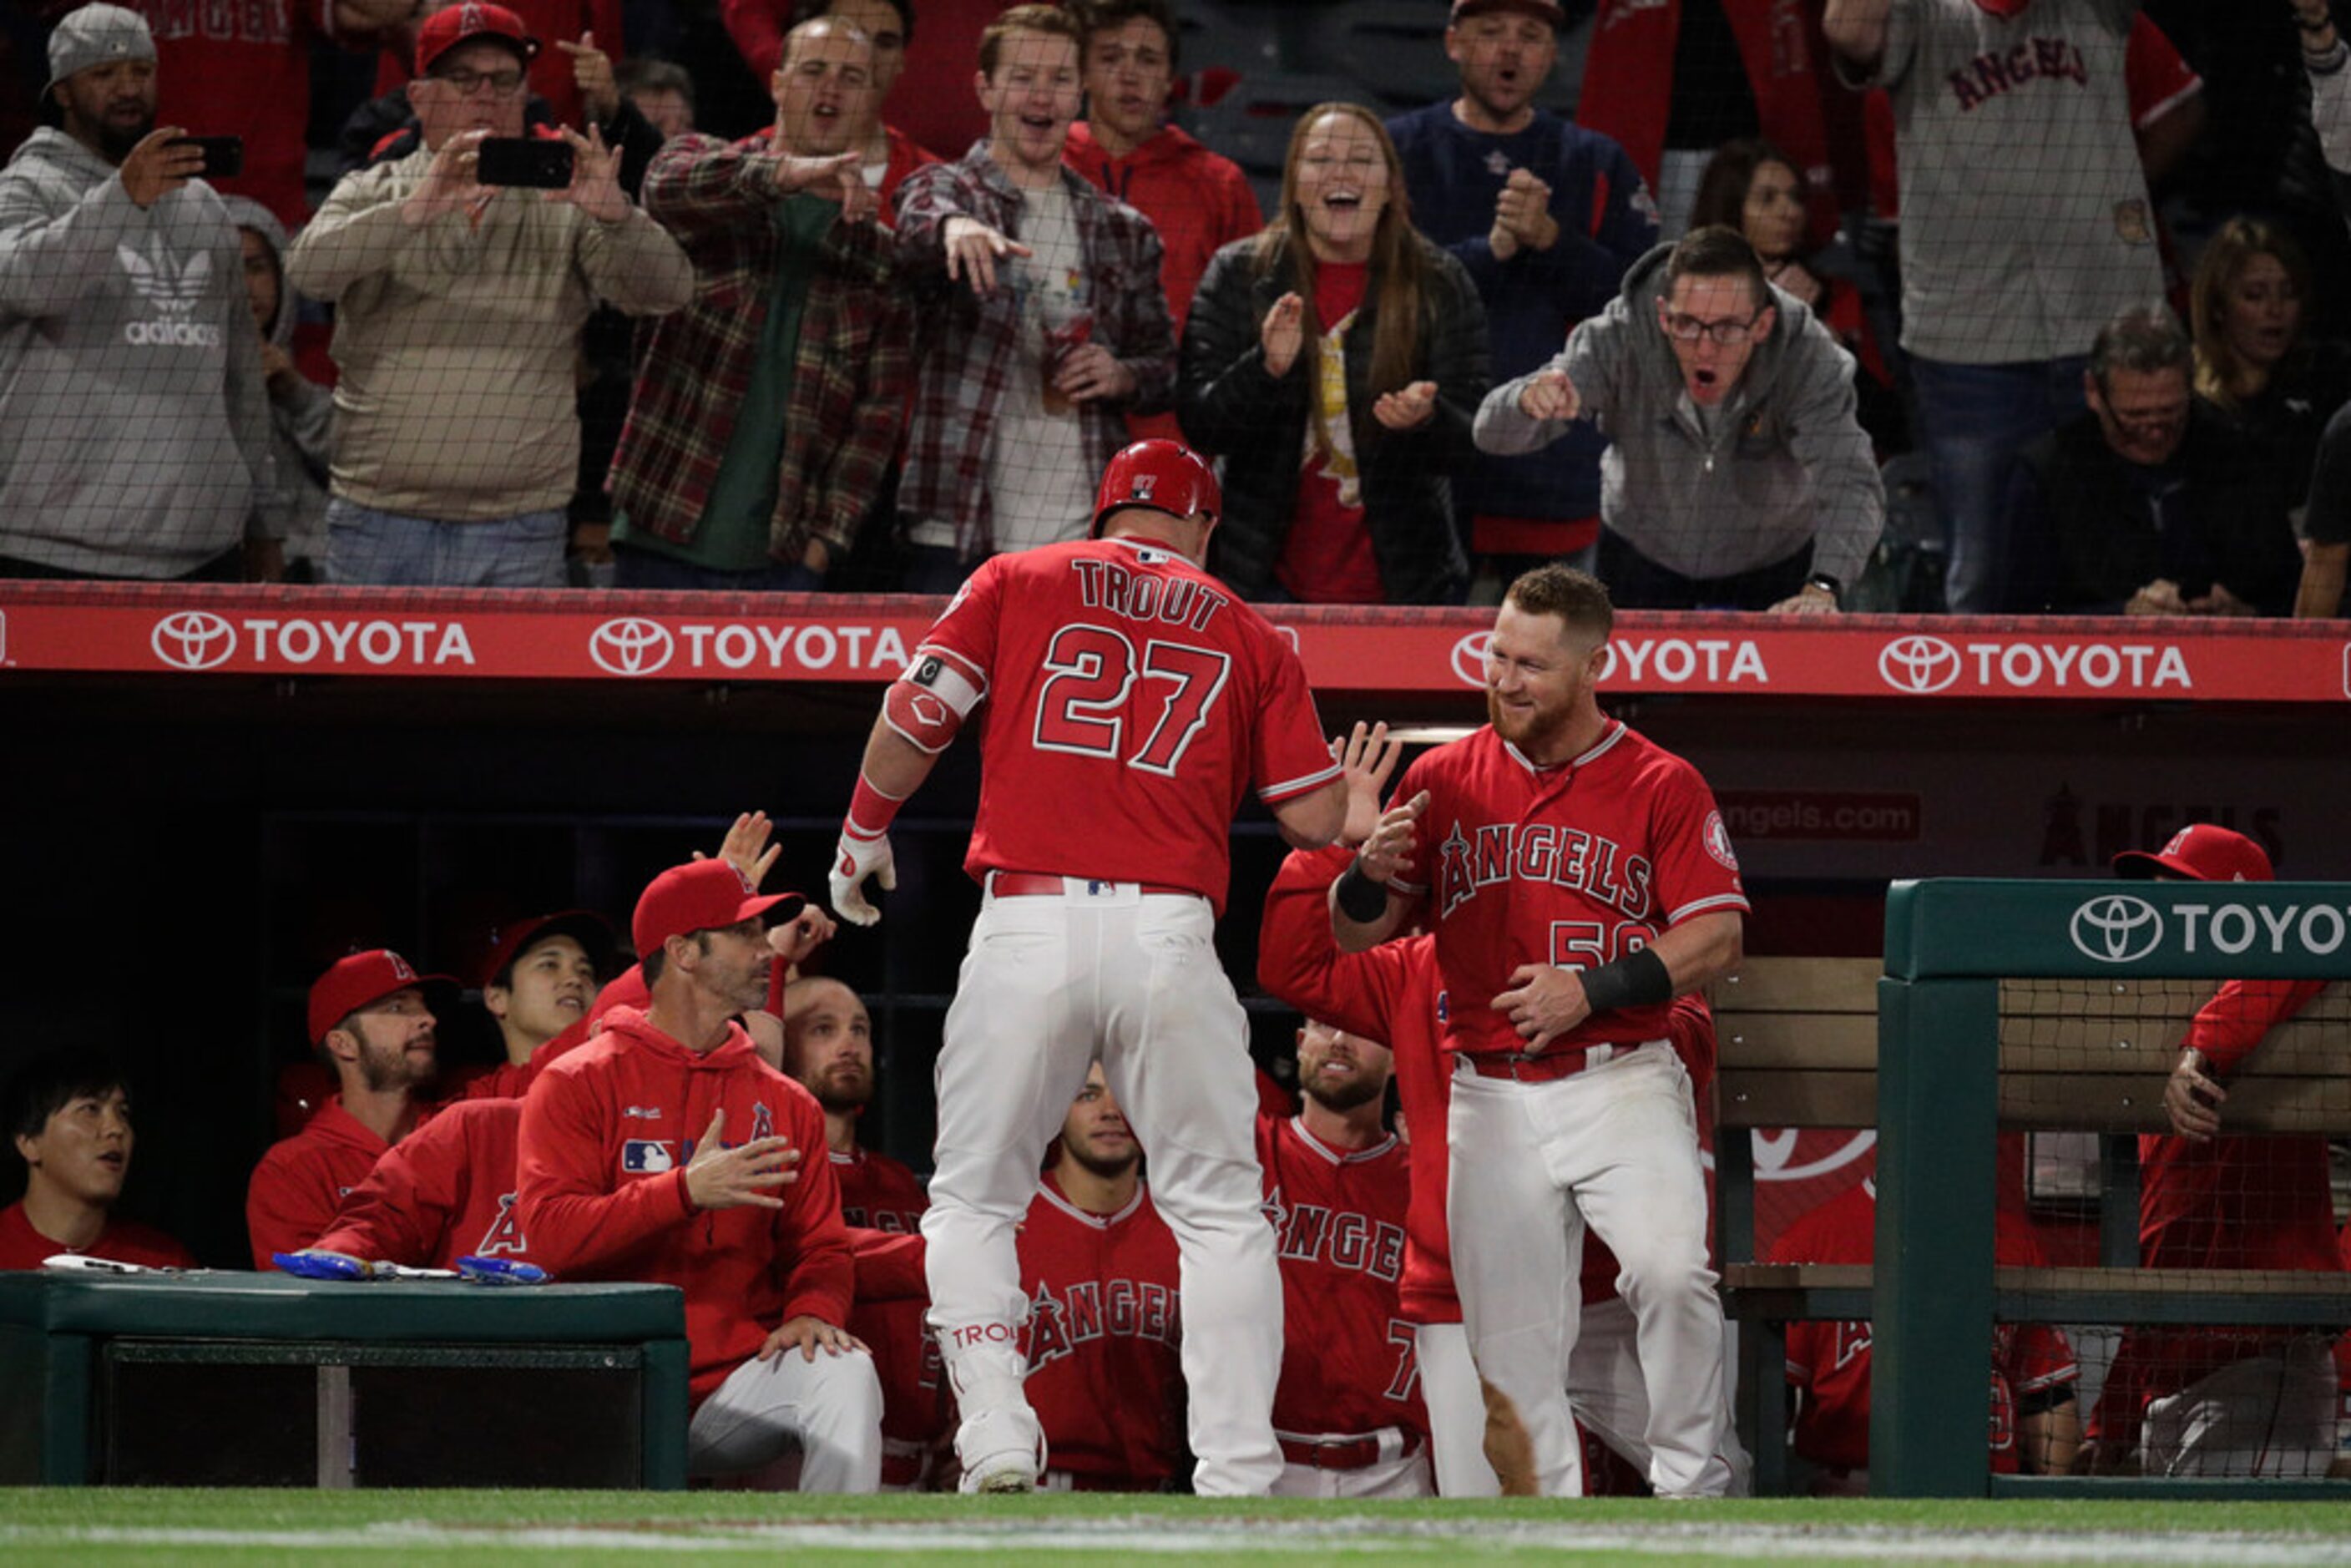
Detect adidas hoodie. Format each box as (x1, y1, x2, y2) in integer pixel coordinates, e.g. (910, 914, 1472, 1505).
(0, 128, 272, 577)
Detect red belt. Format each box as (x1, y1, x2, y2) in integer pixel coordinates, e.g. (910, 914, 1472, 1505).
(1278, 1428, 1422, 1471)
(988, 872, 1196, 898)
(1458, 1045, 1607, 1084)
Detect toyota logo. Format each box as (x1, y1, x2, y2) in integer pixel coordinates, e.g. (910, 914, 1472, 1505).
(150, 609, 237, 670)
(2070, 895, 2164, 964)
(589, 617, 675, 677)
(1878, 635, 1961, 694)
(1451, 632, 1493, 688)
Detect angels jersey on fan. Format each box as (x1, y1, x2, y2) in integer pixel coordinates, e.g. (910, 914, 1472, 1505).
(911, 536, 1339, 914)
(1388, 721, 1747, 1057)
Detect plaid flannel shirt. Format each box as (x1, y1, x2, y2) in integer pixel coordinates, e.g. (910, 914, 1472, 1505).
(609, 130, 913, 562)
(894, 144, 1176, 559)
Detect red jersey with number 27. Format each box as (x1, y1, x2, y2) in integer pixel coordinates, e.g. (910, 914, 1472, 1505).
(914, 537, 1339, 915)
(1389, 721, 1747, 1058)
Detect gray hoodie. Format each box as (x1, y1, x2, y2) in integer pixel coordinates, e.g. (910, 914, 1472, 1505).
(1474, 241, 1883, 587)
(224, 195, 331, 569)
(0, 128, 272, 578)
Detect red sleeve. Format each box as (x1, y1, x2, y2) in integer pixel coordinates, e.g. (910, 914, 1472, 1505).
(2125, 14, 2202, 130)
(718, 0, 791, 82)
(773, 1092, 856, 1325)
(1257, 846, 1418, 1042)
(1648, 760, 1749, 927)
(913, 561, 1004, 698)
(245, 1144, 341, 1269)
(515, 1058, 693, 1276)
(852, 1227, 929, 1302)
(2184, 979, 2330, 1077)
(1251, 633, 1340, 805)
(311, 1127, 452, 1267)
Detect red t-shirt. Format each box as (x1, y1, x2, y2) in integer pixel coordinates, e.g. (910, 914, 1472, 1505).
(0, 1201, 195, 1271)
(1275, 261, 1383, 605)
(1019, 1173, 1185, 1489)
(1772, 1184, 2078, 1475)
(312, 1097, 531, 1270)
(129, 0, 325, 227)
(913, 536, 1340, 915)
(834, 1145, 947, 1483)
(1389, 721, 1749, 1059)
(1256, 1113, 1428, 1444)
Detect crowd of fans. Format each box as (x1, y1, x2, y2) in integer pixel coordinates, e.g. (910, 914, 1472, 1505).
(0, 0, 2346, 614)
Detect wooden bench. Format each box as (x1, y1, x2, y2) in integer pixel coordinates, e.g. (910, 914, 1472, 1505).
(1709, 958, 2351, 1495)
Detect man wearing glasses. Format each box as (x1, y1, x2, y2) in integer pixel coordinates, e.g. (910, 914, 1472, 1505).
(1472, 225, 1882, 613)
(286, 2, 690, 588)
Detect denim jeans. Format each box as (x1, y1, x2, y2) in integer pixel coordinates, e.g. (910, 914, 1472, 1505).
(1908, 355, 2087, 613)
(612, 544, 822, 593)
(323, 498, 567, 588)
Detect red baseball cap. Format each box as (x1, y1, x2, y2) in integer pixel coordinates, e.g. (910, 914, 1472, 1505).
(1449, 0, 1566, 28)
(307, 949, 458, 1045)
(416, 2, 540, 76)
(477, 909, 614, 990)
(2111, 824, 2275, 884)
(632, 860, 806, 957)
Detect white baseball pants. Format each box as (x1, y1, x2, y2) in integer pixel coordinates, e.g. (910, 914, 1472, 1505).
(1447, 1041, 1734, 1498)
(1415, 1321, 1501, 1497)
(686, 1345, 884, 1492)
(1270, 1429, 1433, 1499)
(2141, 1339, 2342, 1479)
(922, 881, 1285, 1496)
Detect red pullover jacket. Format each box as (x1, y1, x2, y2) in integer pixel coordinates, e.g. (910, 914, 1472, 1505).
(517, 1005, 855, 1403)
(314, 1097, 533, 1271)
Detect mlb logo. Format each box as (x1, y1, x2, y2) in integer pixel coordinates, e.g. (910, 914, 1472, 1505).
(623, 1140, 675, 1173)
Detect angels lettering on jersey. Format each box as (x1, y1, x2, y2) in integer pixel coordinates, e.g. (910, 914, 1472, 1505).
(1023, 1275, 1181, 1372)
(474, 1192, 528, 1258)
(1434, 819, 1657, 926)
(1261, 1184, 1407, 1285)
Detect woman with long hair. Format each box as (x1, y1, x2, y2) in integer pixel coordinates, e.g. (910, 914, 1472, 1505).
(2190, 218, 2351, 502)
(1177, 103, 1489, 604)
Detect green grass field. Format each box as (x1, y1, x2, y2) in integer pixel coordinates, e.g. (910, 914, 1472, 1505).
(7, 1490, 2351, 1567)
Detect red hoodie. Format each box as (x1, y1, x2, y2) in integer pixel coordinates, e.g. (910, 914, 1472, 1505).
(517, 1005, 854, 1403)
(247, 1097, 406, 1270)
(314, 1098, 533, 1272)
(1062, 121, 1261, 443)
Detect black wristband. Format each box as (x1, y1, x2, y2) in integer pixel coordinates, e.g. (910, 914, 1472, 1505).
(1335, 860, 1391, 922)
(1805, 572, 1843, 604)
(1578, 946, 1674, 1013)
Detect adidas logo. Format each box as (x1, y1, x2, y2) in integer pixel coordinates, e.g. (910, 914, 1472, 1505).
(118, 240, 221, 347)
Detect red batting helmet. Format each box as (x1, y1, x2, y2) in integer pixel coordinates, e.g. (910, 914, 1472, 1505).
(1091, 440, 1221, 537)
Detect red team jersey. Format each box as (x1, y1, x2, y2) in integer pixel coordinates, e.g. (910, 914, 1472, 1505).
(311, 1097, 531, 1270)
(1018, 1174, 1186, 1490)
(1772, 1184, 2078, 1475)
(246, 1096, 403, 1268)
(1389, 721, 1748, 1058)
(913, 538, 1339, 915)
(834, 1145, 948, 1483)
(1255, 1113, 1428, 1446)
(0, 1202, 195, 1271)
(516, 1005, 855, 1404)
(127, 0, 327, 227)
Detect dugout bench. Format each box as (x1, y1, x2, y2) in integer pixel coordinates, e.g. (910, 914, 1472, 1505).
(1712, 879, 2351, 1499)
(0, 1272, 690, 1489)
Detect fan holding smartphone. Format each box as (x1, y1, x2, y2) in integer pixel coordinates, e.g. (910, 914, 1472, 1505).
(281, 3, 691, 589)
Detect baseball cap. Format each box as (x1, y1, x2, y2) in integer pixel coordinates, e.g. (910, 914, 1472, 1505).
(477, 909, 614, 990)
(632, 860, 806, 957)
(307, 949, 458, 1045)
(416, 1, 541, 76)
(2111, 823, 2275, 884)
(1449, 0, 1567, 28)
(43, 4, 155, 99)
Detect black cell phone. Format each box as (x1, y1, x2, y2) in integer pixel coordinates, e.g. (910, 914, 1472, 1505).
(475, 137, 575, 190)
(170, 135, 243, 180)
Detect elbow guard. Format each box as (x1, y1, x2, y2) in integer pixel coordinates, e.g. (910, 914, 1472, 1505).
(882, 651, 983, 755)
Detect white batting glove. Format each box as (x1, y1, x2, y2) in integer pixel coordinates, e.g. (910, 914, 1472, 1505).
(830, 830, 897, 927)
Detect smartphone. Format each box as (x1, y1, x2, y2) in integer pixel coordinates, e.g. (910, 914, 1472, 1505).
(170, 135, 243, 180)
(475, 137, 574, 190)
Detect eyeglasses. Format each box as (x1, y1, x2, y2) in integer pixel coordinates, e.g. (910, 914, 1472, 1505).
(1661, 310, 1763, 346)
(432, 66, 526, 97)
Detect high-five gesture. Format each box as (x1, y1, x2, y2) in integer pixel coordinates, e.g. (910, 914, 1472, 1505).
(1332, 721, 1404, 848)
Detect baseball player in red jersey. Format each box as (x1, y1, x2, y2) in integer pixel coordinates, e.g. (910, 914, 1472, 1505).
(517, 859, 882, 1490)
(1335, 565, 1747, 1498)
(1020, 1064, 1187, 1491)
(457, 911, 611, 1102)
(1258, 1018, 1432, 1497)
(308, 1097, 533, 1272)
(1772, 1181, 2081, 1489)
(829, 438, 1346, 1495)
(2085, 825, 2343, 1479)
(1260, 756, 1747, 1498)
(2, 1050, 195, 1271)
(248, 949, 453, 1268)
(780, 975, 949, 1490)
